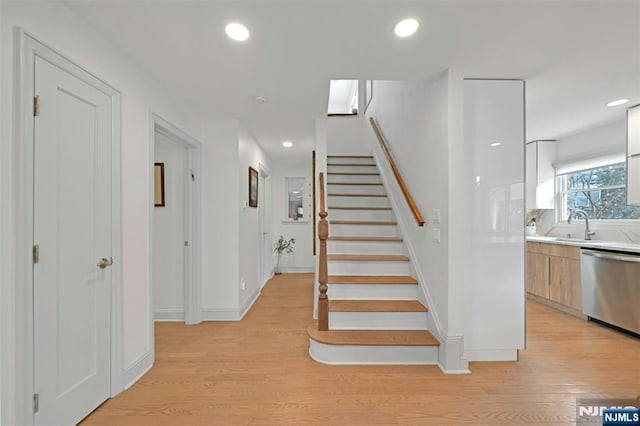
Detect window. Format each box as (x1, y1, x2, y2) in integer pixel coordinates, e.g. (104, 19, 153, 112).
(286, 177, 305, 220)
(557, 162, 640, 220)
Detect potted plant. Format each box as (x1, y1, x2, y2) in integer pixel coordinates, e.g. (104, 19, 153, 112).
(273, 235, 295, 275)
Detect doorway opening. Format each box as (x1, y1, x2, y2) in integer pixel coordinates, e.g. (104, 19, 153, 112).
(259, 163, 273, 288)
(150, 114, 203, 326)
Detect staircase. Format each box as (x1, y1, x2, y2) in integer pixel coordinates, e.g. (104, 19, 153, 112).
(307, 155, 439, 365)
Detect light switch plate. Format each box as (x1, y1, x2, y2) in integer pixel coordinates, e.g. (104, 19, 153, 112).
(433, 228, 441, 243)
(433, 209, 441, 224)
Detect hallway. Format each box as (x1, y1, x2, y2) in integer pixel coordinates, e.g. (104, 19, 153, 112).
(82, 273, 639, 425)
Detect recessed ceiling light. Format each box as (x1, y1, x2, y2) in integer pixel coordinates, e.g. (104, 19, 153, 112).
(490, 142, 502, 147)
(225, 22, 249, 41)
(282, 141, 293, 148)
(606, 98, 629, 107)
(394, 18, 419, 38)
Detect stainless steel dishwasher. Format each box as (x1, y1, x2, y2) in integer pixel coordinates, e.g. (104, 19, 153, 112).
(581, 249, 640, 335)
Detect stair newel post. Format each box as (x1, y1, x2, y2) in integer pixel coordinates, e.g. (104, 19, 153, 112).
(318, 173, 329, 331)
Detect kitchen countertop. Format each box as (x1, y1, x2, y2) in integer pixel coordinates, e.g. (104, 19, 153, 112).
(527, 236, 640, 254)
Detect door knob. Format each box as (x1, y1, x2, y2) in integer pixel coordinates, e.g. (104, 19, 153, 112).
(97, 257, 113, 269)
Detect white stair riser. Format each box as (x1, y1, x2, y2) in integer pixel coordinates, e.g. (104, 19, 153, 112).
(328, 196, 389, 208)
(326, 184, 386, 195)
(328, 284, 418, 300)
(328, 261, 410, 275)
(329, 311, 428, 330)
(327, 174, 381, 184)
(327, 157, 376, 165)
(330, 224, 398, 237)
(328, 209, 394, 221)
(327, 165, 379, 174)
(328, 240, 405, 255)
(309, 340, 439, 365)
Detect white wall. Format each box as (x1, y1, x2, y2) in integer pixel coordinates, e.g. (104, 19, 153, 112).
(153, 133, 186, 320)
(238, 129, 272, 313)
(271, 158, 315, 273)
(363, 76, 469, 371)
(555, 118, 626, 165)
(0, 4, 245, 423)
(327, 115, 370, 155)
(462, 79, 526, 361)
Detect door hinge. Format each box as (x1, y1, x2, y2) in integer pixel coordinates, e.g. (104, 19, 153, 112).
(184, 241, 189, 247)
(191, 170, 195, 182)
(34, 95, 40, 117)
(33, 393, 39, 413)
(33, 244, 40, 264)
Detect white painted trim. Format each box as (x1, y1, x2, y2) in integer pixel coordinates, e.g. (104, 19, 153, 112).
(278, 266, 315, 273)
(123, 351, 154, 389)
(154, 309, 186, 322)
(201, 308, 241, 321)
(239, 287, 261, 320)
(463, 349, 519, 362)
(149, 113, 204, 327)
(11, 29, 124, 426)
(308, 340, 439, 365)
(436, 364, 472, 375)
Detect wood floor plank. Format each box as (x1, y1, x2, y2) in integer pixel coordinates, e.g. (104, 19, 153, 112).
(328, 275, 418, 284)
(307, 323, 438, 346)
(329, 300, 427, 312)
(81, 273, 640, 426)
(327, 254, 410, 262)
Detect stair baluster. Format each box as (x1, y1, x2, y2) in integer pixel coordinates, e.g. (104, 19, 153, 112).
(318, 172, 329, 331)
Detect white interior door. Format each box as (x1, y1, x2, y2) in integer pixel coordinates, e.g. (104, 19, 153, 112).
(33, 56, 112, 426)
(259, 166, 272, 286)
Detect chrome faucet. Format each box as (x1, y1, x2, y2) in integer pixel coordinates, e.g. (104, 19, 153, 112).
(567, 209, 596, 240)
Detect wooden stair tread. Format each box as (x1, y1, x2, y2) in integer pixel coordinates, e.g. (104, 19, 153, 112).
(330, 220, 397, 225)
(328, 194, 387, 198)
(329, 300, 427, 312)
(328, 254, 410, 262)
(327, 182, 383, 186)
(307, 323, 439, 346)
(327, 172, 380, 176)
(328, 206, 392, 211)
(328, 236, 403, 242)
(328, 155, 374, 159)
(328, 275, 418, 285)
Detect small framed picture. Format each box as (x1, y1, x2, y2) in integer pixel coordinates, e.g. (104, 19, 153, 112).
(248, 166, 258, 208)
(154, 163, 165, 207)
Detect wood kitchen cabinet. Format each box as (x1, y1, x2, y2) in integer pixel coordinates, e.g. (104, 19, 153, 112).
(527, 242, 582, 313)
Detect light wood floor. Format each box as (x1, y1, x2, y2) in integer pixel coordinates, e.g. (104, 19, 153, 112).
(82, 273, 640, 425)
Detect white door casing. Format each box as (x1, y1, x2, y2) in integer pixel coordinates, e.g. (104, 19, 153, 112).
(259, 164, 272, 287)
(33, 56, 112, 425)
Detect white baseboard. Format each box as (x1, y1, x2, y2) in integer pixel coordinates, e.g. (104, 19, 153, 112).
(124, 350, 153, 389)
(279, 266, 314, 273)
(239, 287, 260, 320)
(153, 309, 185, 322)
(201, 307, 240, 321)
(463, 349, 518, 362)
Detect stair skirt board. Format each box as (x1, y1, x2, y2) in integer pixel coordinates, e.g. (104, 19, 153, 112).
(329, 312, 428, 330)
(328, 240, 405, 255)
(309, 339, 439, 365)
(327, 284, 418, 300)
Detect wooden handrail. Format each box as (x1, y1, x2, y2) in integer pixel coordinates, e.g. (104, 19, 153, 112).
(317, 173, 329, 331)
(369, 117, 425, 227)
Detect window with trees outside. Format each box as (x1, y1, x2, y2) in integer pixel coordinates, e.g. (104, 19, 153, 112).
(557, 162, 640, 220)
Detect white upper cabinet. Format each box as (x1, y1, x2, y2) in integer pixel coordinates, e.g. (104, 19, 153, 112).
(627, 105, 640, 205)
(526, 140, 556, 209)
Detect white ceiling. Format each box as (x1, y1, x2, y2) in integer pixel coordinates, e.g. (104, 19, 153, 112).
(64, 0, 640, 160)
